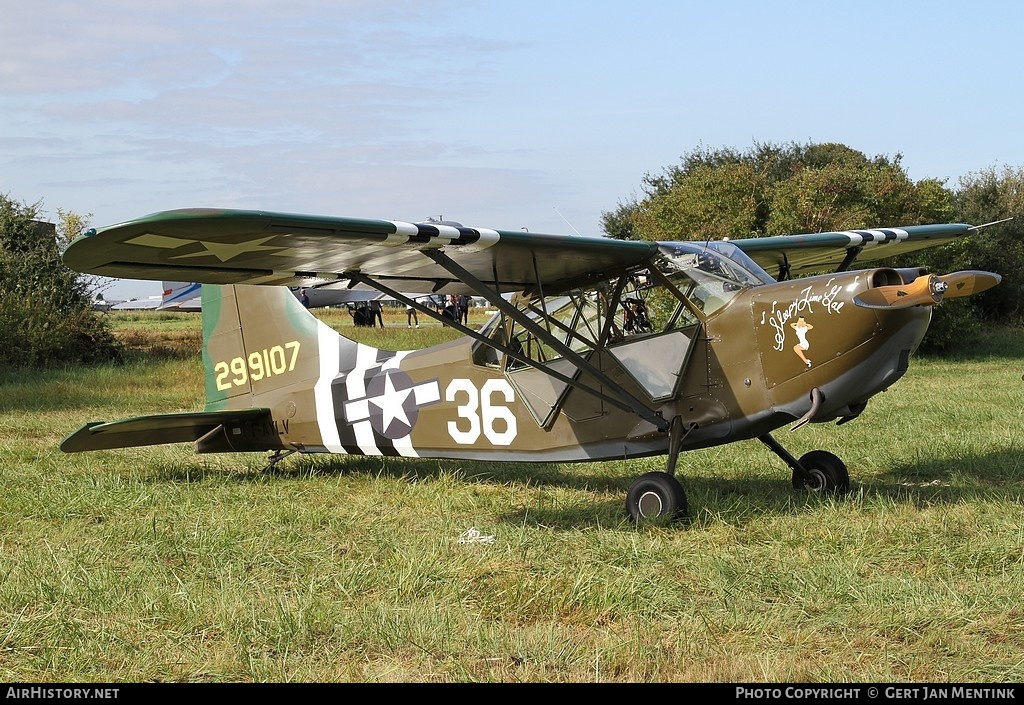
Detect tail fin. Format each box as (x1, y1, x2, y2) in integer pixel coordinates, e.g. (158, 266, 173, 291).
(200, 284, 413, 455)
(201, 284, 330, 411)
(199, 284, 432, 457)
(63, 283, 389, 455)
(64, 284, 432, 456)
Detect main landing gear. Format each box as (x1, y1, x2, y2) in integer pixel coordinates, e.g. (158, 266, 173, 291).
(626, 416, 691, 524)
(759, 434, 850, 494)
(626, 471, 687, 523)
(625, 426, 851, 525)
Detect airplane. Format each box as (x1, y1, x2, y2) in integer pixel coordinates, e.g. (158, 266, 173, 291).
(58, 208, 1003, 523)
(101, 282, 203, 311)
(155, 279, 387, 311)
(158, 281, 202, 311)
(109, 295, 162, 311)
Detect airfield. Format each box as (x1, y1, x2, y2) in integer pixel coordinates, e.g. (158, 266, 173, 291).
(3, 307, 1023, 682)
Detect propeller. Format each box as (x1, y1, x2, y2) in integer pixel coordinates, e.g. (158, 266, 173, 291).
(854, 270, 1001, 310)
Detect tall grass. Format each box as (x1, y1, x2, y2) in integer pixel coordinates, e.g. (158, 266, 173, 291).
(1, 312, 1022, 682)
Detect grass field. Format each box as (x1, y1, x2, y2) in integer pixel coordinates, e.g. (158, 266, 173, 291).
(2, 309, 1023, 682)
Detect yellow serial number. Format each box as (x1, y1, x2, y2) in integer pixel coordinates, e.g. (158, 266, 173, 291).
(214, 341, 301, 391)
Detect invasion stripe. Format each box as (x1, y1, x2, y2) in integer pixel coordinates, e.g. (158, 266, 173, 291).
(349, 344, 383, 455)
(843, 228, 909, 247)
(314, 318, 345, 453)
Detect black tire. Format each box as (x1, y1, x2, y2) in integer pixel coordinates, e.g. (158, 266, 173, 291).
(791, 450, 850, 494)
(626, 471, 688, 523)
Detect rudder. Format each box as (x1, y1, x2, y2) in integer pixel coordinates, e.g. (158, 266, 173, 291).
(201, 284, 329, 411)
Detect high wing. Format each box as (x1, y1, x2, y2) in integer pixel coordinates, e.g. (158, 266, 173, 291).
(731, 224, 978, 280)
(63, 209, 987, 295)
(63, 208, 660, 297)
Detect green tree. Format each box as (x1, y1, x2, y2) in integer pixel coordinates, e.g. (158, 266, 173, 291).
(603, 141, 952, 242)
(600, 141, 1022, 353)
(0, 194, 121, 367)
(888, 165, 1024, 350)
(632, 162, 762, 242)
(952, 165, 1024, 323)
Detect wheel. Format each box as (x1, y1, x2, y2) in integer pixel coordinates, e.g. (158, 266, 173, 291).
(626, 471, 688, 523)
(791, 450, 850, 494)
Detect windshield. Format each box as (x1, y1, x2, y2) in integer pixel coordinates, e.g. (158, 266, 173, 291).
(654, 240, 775, 315)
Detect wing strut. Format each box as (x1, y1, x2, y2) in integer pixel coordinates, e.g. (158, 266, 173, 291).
(341, 270, 666, 427)
(836, 246, 862, 273)
(419, 249, 670, 432)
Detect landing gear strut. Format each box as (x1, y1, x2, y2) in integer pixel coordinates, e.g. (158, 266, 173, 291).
(759, 433, 850, 494)
(625, 416, 693, 524)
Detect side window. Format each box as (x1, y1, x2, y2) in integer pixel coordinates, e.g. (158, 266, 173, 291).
(612, 273, 699, 338)
(506, 293, 602, 370)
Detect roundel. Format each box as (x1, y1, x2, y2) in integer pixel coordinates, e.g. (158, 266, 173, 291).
(364, 368, 421, 439)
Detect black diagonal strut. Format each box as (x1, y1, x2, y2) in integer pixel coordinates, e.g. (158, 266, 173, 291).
(420, 249, 670, 432)
(836, 246, 862, 273)
(341, 271, 658, 421)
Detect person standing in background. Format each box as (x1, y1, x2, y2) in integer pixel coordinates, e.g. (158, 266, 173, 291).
(407, 299, 420, 328)
(369, 299, 384, 327)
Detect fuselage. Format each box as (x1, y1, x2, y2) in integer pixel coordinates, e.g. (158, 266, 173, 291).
(204, 267, 932, 464)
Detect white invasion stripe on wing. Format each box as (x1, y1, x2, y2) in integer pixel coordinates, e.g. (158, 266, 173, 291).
(428, 224, 461, 242)
(843, 228, 909, 248)
(455, 227, 500, 253)
(384, 221, 418, 245)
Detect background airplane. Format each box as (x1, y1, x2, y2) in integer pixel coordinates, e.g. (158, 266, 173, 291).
(147, 280, 410, 312)
(59, 209, 1001, 522)
(109, 296, 162, 311)
(101, 282, 201, 311)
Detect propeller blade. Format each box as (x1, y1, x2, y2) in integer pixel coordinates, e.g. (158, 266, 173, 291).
(934, 270, 1002, 299)
(854, 270, 1002, 310)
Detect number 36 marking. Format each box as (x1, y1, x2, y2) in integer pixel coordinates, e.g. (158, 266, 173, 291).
(446, 379, 517, 446)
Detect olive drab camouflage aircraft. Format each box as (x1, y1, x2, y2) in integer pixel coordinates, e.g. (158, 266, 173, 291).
(59, 209, 1004, 522)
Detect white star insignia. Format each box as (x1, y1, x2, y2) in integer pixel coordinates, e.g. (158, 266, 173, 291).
(171, 236, 285, 263)
(125, 234, 287, 263)
(369, 372, 413, 435)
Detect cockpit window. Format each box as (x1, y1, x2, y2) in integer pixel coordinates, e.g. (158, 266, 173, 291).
(655, 241, 774, 315)
(473, 239, 776, 370)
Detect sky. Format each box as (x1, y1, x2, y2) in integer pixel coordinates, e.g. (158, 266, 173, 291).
(3, 0, 1023, 301)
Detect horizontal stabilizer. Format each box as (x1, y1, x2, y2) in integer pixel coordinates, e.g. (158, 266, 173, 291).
(60, 408, 273, 452)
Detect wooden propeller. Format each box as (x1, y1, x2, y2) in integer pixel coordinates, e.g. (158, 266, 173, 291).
(854, 270, 1001, 310)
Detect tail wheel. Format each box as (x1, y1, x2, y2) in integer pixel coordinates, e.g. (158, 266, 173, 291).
(792, 450, 850, 494)
(626, 471, 688, 523)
